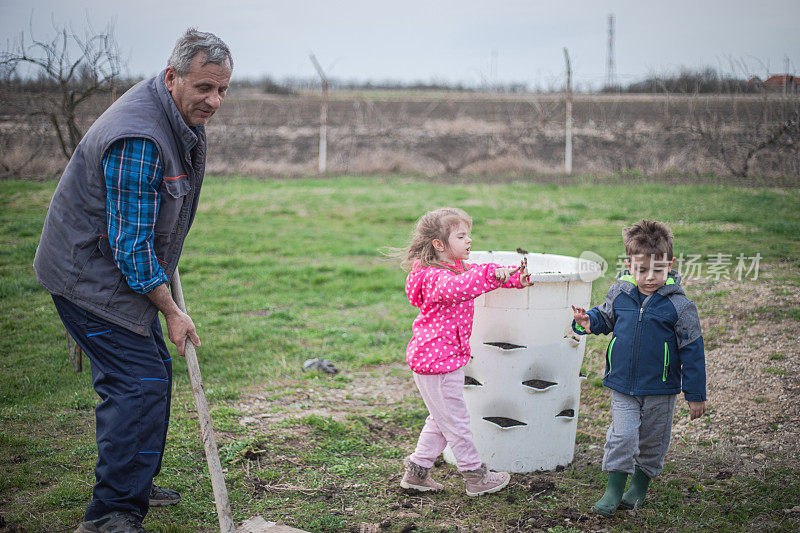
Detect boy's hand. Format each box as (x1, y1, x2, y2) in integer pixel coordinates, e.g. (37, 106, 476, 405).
(688, 401, 706, 420)
(571, 305, 591, 333)
(494, 267, 512, 283)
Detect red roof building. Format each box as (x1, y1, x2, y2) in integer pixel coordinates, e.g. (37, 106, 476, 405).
(763, 75, 800, 93)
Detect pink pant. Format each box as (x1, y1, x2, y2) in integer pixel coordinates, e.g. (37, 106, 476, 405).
(410, 368, 482, 471)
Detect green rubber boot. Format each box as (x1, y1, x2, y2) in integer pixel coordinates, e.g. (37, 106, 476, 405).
(619, 466, 651, 510)
(592, 471, 629, 517)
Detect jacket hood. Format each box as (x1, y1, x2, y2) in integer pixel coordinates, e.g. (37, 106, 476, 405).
(616, 269, 685, 297)
(406, 266, 427, 307)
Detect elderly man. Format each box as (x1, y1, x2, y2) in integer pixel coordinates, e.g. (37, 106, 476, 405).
(34, 29, 232, 533)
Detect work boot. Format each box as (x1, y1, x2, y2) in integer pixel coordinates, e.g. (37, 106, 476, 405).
(619, 466, 651, 510)
(592, 471, 629, 517)
(74, 511, 148, 533)
(461, 463, 510, 496)
(400, 456, 444, 492)
(149, 483, 181, 506)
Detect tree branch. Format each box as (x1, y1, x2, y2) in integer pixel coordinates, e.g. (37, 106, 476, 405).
(0, 18, 121, 161)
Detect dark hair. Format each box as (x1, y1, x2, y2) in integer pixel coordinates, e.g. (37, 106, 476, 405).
(622, 219, 673, 259)
(400, 207, 472, 271)
(168, 28, 233, 76)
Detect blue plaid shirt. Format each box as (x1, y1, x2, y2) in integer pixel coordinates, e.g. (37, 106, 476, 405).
(102, 138, 168, 294)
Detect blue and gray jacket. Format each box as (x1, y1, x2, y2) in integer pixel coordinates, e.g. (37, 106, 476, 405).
(572, 271, 706, 401)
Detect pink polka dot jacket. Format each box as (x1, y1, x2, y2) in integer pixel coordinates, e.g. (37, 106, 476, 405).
(405, 260, 524, 375)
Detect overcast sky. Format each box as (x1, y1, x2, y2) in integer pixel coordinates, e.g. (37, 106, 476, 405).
(1, 0, 798, 90)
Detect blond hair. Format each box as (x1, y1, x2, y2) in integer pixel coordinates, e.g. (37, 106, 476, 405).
(622, 219, 674, 259)
(400, 207, 472, 272)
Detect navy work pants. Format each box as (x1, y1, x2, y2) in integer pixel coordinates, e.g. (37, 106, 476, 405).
(53, 295, 173, 521)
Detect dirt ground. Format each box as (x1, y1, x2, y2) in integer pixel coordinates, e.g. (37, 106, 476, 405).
(678, 267, 800, 470)
(233, 262, 799, 530)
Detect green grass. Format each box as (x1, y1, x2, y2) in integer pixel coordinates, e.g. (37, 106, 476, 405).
(1, 175, 799, 532)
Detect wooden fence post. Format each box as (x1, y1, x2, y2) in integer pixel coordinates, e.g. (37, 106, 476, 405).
(309, 53, 328, 173)
(563, 48, 573, 175)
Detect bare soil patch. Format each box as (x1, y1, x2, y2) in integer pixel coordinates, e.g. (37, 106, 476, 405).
(235, 369, 416, 428)
(678, 265, 800, 470)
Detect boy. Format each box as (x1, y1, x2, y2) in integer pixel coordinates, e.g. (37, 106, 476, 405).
(571, 219, 706, 516)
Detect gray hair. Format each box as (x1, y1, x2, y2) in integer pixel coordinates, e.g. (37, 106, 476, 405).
(167, 28, 233, 76)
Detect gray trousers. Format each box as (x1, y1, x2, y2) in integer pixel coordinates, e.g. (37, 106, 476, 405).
(602, 390, 677, 479)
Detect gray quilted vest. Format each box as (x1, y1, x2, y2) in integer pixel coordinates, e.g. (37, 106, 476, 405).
(34, 71, 207, 336)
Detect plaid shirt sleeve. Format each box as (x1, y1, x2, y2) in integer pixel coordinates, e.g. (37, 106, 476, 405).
(102, 138, 168, 294)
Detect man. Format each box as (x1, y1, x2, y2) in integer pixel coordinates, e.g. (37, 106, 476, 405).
(33, 29, 232, 533)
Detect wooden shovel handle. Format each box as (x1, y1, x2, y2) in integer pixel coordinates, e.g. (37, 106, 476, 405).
(171, 268, 236, 533)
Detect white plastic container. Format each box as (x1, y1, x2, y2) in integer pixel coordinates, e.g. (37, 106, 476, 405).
(443, 251, 602, 472)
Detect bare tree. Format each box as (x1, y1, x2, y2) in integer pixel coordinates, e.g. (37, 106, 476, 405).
(0, 18, 121, 160)
(691, 92, 800, 178)
(423, 133, 511, 174)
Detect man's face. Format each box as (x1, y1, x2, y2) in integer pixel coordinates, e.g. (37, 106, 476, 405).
(165, 53, 231, 127)
(625, 253, 675, 295)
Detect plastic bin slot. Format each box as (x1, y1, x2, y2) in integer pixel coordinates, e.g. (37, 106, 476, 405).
(522, 379, 557, 391)
(483, 416, 527, 428)
(464, 376, 482, 386)
(483, 341, 526, 351)
(555, 409, 575, 419)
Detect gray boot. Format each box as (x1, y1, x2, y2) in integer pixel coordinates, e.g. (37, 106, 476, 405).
(461, 463, 510, 496)
(400, 456, 444, 492)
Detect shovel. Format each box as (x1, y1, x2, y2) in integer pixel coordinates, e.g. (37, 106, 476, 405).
(170, 267, 307, 533)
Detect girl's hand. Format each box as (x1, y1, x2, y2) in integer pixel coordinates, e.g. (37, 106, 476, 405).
(571, 305, 591, 333)
(517, 258, 532, 287)
(494, 267, 513, 283)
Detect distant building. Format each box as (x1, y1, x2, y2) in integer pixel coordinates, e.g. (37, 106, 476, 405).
(763, 75, 800, 93)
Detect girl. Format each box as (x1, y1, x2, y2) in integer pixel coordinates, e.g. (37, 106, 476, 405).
(398, 207, 532, 496)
